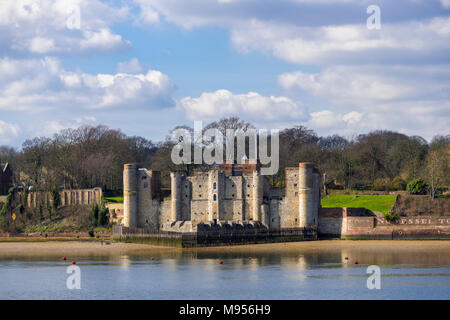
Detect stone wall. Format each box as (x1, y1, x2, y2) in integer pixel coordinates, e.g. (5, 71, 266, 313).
(113, 225, 317, 248)
(26, 188, 102, 208)
(124, 162, 322, 237)
(318, 207, 450, 239)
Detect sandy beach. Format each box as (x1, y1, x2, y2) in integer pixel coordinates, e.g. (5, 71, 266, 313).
(0, 239, 449, 259)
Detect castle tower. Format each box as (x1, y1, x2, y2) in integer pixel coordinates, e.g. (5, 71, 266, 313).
(170, 172, 182, 221)
(123, 163, 138, 228)
(208, 170, 220, 222)
(298, 162, 315, 228)
(252, 171, 263, 222)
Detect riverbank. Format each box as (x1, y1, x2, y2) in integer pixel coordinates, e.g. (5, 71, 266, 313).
(0, 239, 449, 259)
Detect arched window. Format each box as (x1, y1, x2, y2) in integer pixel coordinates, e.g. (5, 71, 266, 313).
(213, 194, 217, 201)
(213, 182, 217, 190)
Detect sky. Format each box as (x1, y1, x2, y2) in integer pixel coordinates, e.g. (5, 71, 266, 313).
(0, 0, 449, 148)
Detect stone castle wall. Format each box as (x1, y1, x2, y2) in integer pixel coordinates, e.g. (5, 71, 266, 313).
(26, 188, 102, 208)
(123, 162, 321, 233)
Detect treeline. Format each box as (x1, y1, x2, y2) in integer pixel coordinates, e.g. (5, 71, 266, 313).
(0, 117, 448, 197)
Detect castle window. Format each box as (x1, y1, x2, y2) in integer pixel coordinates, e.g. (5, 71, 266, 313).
(247, 194, 250, 197)
(294, 183, 297, 187)
(213, 194, 217, 201)
(213, 182, 216, 190)
(232, 194, 234, 198)
(247, 184, 250, 188)
(199, 184, 202, 188)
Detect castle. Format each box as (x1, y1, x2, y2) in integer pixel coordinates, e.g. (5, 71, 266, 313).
(123, 161, 321, 232)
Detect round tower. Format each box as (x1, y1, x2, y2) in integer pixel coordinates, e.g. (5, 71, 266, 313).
(123, 163, 138, 228)
(298, 162, 314, 228)
(170, 172, 181, 221)
(252, 171, 262, 222)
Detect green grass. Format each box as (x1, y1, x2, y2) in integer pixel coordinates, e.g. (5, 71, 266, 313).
(321, 194, 397, 214)
(104, 196, 124, 203)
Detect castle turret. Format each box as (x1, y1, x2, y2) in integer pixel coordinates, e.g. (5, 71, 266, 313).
(252, 171, 263, 222)
(298, 162, 315, 228)
(170, 172, 182, 221)
(123, 163, 138, 228)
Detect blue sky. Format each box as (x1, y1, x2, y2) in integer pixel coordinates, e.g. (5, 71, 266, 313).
(0, 0, 449, 147)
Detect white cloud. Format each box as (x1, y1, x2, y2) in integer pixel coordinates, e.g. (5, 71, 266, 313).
(0, 57, 176, 112)
(117, 58, 143, 74)
(179, 89, 309, 122)
(279, 65, 450, 105)
(136, 1, 450, 65)
(41, 116, 97, 136)
(0, 0, 130, 54)
(134, 0, 160, 25)
(441, 0, 450, 9)
(231, 17, 450, 65)
(0, 120, 20, 144)
(279, 65, 450, 139)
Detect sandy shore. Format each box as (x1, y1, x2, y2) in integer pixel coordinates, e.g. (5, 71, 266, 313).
(0, 240, 449, 259)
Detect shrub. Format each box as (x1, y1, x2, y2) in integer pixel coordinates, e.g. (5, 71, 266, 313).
(51, 187, 61, 209)
(384, 212, 399, 222)
(391, 177, 406, 190)
(97, 202, 109, 227)
(90, 204, 99, 227)
(406, 178, 428, 195)
(373, 178, 391, 191)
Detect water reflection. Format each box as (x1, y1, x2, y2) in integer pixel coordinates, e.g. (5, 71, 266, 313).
(0, 241, 449, 300)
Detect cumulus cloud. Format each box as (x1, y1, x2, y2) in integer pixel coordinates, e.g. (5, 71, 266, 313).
(279, 65, 450, 139)
(0, 120, 20, 144)
(231, 18, 450, 65)
(135, 1, 450, 65)
(278, 65, 450, 105)
(178, 89, 309, 122)
(117, 58, 143, 74)
(41, 116, 97, 136)
(0, 57, 176, 112)
(0, 0, 130, 54)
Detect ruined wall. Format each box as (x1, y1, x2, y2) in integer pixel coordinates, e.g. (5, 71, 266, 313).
(27, 188, 102, 208)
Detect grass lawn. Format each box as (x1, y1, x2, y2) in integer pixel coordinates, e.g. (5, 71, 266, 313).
(104, 196, 124, 203)
(321, 194, 397, 214)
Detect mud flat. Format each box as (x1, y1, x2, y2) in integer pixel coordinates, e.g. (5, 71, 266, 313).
(1, 239, 449, 260)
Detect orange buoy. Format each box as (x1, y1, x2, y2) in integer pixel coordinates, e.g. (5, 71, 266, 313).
(219, 261, 223, 264)
(72, 261, 76, 264)
(62, 256, 66, 261)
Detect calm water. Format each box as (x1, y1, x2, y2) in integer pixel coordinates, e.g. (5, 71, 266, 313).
(1, 247, 449, 299)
